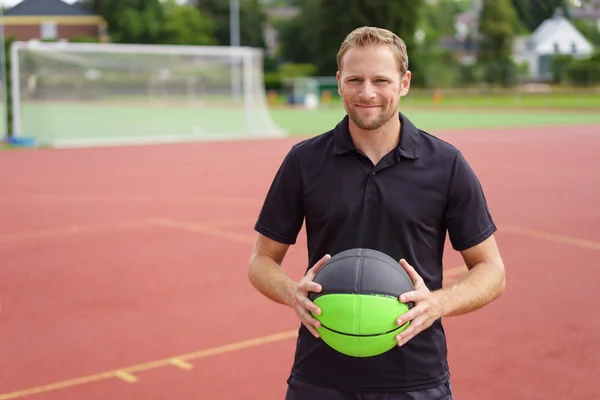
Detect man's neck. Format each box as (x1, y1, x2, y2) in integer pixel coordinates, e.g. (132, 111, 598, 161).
(349, 117, 401, 166)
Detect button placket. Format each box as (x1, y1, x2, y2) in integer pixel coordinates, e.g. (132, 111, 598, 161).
(365, 170, 378, 196)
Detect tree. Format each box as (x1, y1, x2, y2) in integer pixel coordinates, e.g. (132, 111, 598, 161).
(510, 0, 568, 32)
(420, 0, 471, 43)
(196, 0, 268, 48)
(274, 0, 320, 64)
(240, 0, 268, 49)
(82, 0, 218, 45)
(478, 0, 519, 85)
(314, 0, 424, 75)
(161, 0, 216, 45)
(82, 0, 166, 44)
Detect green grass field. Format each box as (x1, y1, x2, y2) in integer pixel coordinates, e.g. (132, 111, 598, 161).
(3, 91, 600, 148)
(370, 90, 600, 109)
(270, 106, 600, 136)
(272, 89, 600, 110)
(270, 89, 600, 134)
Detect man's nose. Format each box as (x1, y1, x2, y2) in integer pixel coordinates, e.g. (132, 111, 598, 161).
(359, 82, 376, 99)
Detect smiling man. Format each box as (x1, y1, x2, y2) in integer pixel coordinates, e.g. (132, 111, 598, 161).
(249, 26, 506, 399)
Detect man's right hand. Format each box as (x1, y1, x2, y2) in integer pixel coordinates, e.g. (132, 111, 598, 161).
(288, 254, 331, 338)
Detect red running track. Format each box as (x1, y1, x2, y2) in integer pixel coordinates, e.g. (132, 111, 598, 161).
(0, 123, 598, 399)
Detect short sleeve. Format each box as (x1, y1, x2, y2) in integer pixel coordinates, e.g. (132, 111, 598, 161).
(444, 151, 497, 251)
(254, 148, 305, 245)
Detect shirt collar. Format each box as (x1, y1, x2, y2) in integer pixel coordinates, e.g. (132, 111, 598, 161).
(333, 112, 420, 159)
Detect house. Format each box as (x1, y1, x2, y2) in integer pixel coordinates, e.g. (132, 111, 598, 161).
(448, 0, 483, 65)
(2, 0, 107, 42)
(454, 0, 482, 42)
(516, 13, 595, 80)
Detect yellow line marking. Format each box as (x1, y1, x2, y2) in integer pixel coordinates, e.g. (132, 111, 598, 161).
(0, 194, 260, 206)
(204, 219, 256, 229)
(479, 165, 598, 180)
(0, 330, 297, 400)
(442, 264, 468, 287)
(0, 217, 255, 245)
(157, 219, 256, 244)
(169, 358, 193, 370)
(444, 264, 467, 278)
(161, 219, 470, 281)
(176, 330, 297, 361)
(113, 371, 138, 383)
(501, 225, 600, 251)
(0, 372, 117, 400)
(0, 219, 164, 243)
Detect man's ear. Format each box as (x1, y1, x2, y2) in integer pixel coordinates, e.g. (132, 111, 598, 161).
(336, 71, 342, 96)
(400, 71, 411, 97)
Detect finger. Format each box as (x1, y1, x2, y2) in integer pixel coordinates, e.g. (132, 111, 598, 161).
(396, 304, 422, 327)
(297, 294, 322, 316)
(298, 310, 322, 338)
(303, 321, 321, 338)
(306, 254, 332, 279)
(396, 314, 429, 346)
(295, 303, 322, 327)
(399, 289, 426, 305)
(399, 258, 424, 287)
(297, 280, 322, 294)
(300, 308, 322, 328)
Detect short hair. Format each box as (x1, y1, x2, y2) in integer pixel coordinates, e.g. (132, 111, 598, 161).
(337, 26, 409, 75)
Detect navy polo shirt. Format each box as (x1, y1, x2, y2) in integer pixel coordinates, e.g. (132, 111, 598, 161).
(254, 112, 496, 392)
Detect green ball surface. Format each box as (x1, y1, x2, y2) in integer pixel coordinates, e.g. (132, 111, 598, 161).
(313, 293, 410, 357)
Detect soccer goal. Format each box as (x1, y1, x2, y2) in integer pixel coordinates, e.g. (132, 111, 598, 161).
(10, 41, 287, 147)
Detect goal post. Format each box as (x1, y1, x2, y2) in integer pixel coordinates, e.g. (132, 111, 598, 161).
(10, 41, 287, 147)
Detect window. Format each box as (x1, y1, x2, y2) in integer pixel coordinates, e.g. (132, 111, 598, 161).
(40, 21, 57, 40)
(526, 40, 534, 51)
(571, 42, 577, 54)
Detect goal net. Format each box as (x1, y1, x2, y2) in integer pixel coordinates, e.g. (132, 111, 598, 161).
(10, 41, 287, 147)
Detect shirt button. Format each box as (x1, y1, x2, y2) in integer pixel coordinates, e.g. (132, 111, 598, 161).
(372, 172, 376, 176)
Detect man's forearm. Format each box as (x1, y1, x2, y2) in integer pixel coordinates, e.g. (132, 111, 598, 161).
(248, 255, 297, 308)
(436, 261, 505, 317)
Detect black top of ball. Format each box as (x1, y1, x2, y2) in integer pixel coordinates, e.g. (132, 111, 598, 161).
(308, 248, 414, 303)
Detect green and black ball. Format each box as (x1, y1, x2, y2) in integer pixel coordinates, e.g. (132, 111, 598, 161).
(309, 248, 414, 358)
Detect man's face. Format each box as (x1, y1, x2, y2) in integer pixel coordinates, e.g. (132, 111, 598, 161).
(337, 45, 411, 131)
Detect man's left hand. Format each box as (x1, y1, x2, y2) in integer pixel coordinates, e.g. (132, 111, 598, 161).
(395, 258, 445, 347)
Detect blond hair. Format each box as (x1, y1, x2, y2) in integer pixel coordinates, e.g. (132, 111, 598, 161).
(337, 26, 408, 75)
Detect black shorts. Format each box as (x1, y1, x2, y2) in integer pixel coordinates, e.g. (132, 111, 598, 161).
(285, 377, 453, 400)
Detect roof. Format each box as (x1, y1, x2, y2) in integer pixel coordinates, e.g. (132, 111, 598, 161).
(5, 0, 96, 16)
(528, 14, 594, 54)
(530, 18, 559, 46)
(530, 15, 585, 46)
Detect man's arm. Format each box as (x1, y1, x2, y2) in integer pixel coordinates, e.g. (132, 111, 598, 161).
(248, 233, 296, 307)
(436, 234, 505, 317)
(248, 233, 331, 338)
(395, 235, 505, 346)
